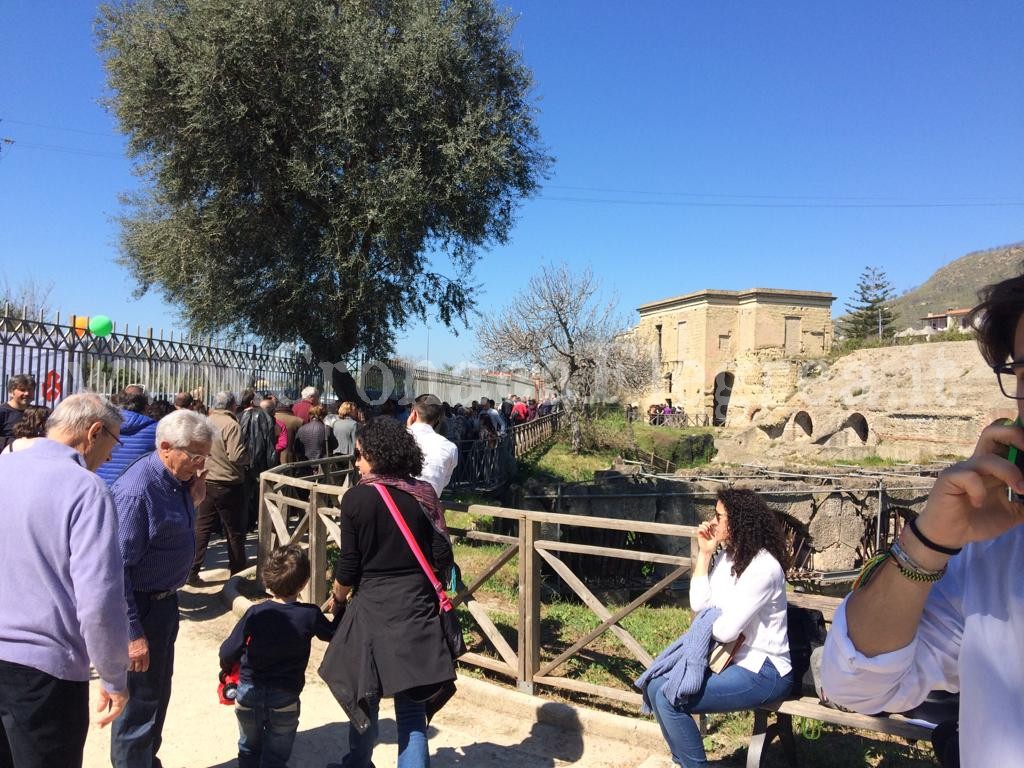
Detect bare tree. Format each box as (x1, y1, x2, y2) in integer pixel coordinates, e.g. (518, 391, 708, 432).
(477, 264, 658, 452)
(1, 276, 54, 319)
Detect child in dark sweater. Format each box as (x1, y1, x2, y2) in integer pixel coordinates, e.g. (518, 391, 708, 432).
(220, 545, 336, 768)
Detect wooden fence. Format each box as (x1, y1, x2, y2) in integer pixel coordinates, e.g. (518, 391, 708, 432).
(257, 455, 697, 706)
(646, 412, 711, 428)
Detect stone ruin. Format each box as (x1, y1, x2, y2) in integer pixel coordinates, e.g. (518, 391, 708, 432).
(516, 464, 934, 581)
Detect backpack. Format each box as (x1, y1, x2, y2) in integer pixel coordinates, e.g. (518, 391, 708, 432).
(786, 605, 827, 699)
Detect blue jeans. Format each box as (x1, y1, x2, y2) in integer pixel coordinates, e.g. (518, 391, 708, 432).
(234, 684, 300, 768)
(339, 691, 429, 768)
(111, 593, 180, 768)
(647, 659, 793, 768)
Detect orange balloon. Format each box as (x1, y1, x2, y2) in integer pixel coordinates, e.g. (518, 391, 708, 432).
(73, 316, 89, 338)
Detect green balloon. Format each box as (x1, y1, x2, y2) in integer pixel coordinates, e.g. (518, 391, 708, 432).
(88, 315, 114, 337)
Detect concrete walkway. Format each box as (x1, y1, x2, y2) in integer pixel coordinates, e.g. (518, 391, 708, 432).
(82, 539, 675, 768)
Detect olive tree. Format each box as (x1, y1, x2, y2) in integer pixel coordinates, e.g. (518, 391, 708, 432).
(97, 0, 550, 369)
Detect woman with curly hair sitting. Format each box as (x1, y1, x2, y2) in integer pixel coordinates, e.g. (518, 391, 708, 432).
(320, 416, 455, 768)
(638, 488, 793, 768)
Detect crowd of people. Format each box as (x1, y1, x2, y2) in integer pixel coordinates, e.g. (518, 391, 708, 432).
(9, 258, 1022, 768)
(0, 377, 534, 766)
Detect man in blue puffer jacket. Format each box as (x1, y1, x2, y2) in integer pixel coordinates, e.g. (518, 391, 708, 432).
(96, 389, 159, 486)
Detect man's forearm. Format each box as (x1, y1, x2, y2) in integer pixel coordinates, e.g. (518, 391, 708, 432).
(846, 522, 951, 657)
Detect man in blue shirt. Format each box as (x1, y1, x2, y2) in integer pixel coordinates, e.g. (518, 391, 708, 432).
(110, 409, 214, 768)
(0, 393, 129, 768)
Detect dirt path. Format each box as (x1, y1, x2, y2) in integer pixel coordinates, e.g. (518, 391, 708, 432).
(81, 557, 672, 768)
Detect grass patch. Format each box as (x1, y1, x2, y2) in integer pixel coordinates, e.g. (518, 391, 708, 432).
(518, 441, 619, 483)
(831, 455, 906, 468)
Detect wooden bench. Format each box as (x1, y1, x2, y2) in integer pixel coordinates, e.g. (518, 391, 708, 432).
(745, 591, 934, 768)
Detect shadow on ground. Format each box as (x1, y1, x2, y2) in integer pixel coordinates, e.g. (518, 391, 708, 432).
(204, 704, 585, 768)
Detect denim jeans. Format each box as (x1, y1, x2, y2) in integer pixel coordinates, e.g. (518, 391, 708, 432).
(234, 684, 300, 768)
(111, 592, 180, 768)
(647, 659, 793, 768)
(338, 691, 429, 768)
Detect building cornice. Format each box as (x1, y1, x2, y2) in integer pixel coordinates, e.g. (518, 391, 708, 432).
(637, 288, 836, 316)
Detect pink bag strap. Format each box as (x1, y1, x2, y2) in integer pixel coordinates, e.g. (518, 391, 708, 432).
(373, 483, 453, 612)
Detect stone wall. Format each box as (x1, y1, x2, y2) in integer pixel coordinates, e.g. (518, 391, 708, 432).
(716, 340, 1015, 463)
(515, 468, 932, 577)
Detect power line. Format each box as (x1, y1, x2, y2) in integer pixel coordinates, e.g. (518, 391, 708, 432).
(0, 138, 124, 160)
(0, 117, 121, 139)
(539, 194, 1024, 210)
(547, 183, 1021, 204)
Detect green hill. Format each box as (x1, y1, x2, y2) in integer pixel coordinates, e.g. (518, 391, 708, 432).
(888, 243, 1024, 329)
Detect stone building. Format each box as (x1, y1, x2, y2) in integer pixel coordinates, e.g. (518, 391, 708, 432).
(636, 288, 835, 423)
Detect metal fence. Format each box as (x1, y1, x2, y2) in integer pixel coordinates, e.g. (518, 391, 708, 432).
(0, 307, 540, 408)
(449, 411, 563, 491)
(0, 309, 321, 406)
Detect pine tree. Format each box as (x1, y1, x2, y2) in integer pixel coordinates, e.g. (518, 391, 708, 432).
(843, 267, 896, 340)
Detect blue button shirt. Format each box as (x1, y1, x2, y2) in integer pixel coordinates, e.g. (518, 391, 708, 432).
(112, 451, 196, 639)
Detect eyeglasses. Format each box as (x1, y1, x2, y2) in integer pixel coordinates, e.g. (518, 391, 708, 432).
(175, 446, 209, 464)
(994, 363, 1024, 400)
(102, 425, 124, 448)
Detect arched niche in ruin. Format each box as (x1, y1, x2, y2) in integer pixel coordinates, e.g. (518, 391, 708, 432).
(713, 371, 735, 426)
(846, 412, 869, 443)
(793, 410, 813, 438)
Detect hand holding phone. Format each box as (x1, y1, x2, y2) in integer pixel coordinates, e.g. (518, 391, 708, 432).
(1008, 427, 1024, 504)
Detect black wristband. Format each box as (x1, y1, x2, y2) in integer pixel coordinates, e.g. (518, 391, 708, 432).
(908, 517, 962, 556)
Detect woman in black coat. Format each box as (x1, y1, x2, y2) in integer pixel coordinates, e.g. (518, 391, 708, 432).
(321, 417, 454, 768)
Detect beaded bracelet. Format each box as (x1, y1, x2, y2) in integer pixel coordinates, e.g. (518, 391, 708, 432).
(890, 540, 946, 583)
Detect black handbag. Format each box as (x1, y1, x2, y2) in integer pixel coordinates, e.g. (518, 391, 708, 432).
(373, 484, 466, 661)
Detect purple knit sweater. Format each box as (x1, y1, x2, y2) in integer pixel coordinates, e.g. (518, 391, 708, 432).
(0, 439, 130, 692)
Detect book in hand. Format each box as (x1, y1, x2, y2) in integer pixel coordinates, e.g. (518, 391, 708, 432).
(708, 634, 745, 674)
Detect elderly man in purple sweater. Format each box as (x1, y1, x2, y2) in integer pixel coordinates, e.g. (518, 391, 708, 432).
(0, 393, 131, 768)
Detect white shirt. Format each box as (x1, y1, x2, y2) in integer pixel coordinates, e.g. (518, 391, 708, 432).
(690, 549, 791, 676)
(822, 526, 1024, 768)
(408, 422, 459, 497)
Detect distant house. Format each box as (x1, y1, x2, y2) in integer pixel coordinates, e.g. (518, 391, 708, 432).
(920, 307, 973, 332)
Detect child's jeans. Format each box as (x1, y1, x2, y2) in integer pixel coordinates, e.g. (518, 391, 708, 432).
(234, 683, 301, 768)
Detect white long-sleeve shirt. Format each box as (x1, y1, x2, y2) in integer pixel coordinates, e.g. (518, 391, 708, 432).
(690, 549, 791, 676)
(409, 422, 459, 497)
(821, 525, 1024, 768)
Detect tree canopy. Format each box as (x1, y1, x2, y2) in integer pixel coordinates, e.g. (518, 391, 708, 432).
(843, 266, 896, 340)
(477, 264, 657, 451)
(97, 0, 550, 362)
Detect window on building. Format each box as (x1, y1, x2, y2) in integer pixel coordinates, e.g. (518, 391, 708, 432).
(718, 334, 731, 353)
(676, 321, 687, 359)
(784, 316, 801, 355)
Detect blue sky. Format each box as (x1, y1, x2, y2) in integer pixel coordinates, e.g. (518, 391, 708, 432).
(2, 2, 1022, 366)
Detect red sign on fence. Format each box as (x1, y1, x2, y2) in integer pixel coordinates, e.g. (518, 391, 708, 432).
(43, 370, 62, 403)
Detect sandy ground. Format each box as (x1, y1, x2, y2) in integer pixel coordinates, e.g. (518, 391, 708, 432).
(81, 539, 674, 768)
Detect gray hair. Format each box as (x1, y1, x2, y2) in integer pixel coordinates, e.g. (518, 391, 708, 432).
(301, 386, 318, 399)
(155, 409, 216, 448)
(211, 391, 237, 411)
(46, 393, 121, 438)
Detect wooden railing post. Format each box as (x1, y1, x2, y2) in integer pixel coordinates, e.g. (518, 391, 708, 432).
(256, 473, 272, 591)
(307, 488, 325, 606)
(517, 513, 541, 695)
